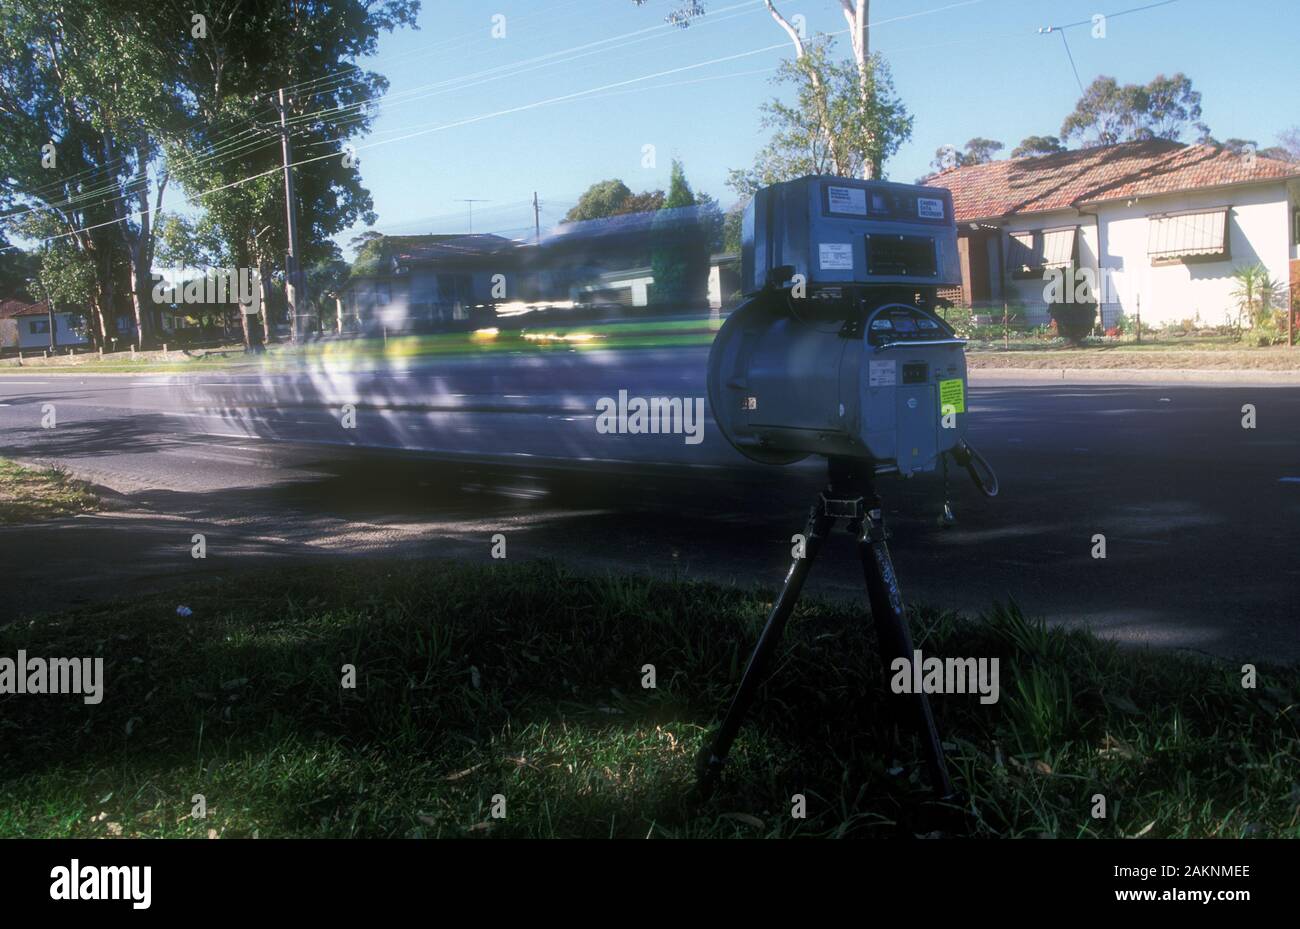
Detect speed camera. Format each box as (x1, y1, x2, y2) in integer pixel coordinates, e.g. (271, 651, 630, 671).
(709, 175, 969, 476)
(698, 177, 997, 802)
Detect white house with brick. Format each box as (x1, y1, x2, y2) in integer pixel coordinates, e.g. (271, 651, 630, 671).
(0, 298, 89, 352)
(923, 140, 1300, 331)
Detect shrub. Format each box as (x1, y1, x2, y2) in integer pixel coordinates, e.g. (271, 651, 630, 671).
(1048, 302, 1096, 343)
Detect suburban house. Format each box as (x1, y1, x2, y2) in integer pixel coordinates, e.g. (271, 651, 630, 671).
(339, 204, 735, 330)
(0, 298, 89, 353)
(528, 204, 717, 309)
(923, 140, 1300, 329)
(337, 233, 518, 334)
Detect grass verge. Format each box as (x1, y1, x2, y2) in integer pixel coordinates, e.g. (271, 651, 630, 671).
(0, 560, 1295, 838)
(0, 458, 100, 524)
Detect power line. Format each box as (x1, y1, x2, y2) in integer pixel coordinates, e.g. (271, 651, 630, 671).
(1038, 0, 1183, 95)
(5, 31, 813, 252)
(4, 2, 762, 227)
(1050, 0, 1181, 32)
(7, 0, 1133, 253)
(272, 1, 767, 132)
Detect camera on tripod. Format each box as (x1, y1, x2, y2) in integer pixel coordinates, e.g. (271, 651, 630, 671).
(710, 175, 971, 476)
(697, 176, 998, 802)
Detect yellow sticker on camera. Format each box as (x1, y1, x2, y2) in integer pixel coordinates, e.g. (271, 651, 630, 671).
(939, 378, 965, 415)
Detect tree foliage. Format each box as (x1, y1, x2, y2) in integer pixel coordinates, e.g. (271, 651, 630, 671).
(563, 180, 670, 222)
(0, 0, 419, 348)
(649, 159, 708, 307)
(1011, 135, 1066, 158)
(1060, 74, 1209, 147)
(929, 137, 1004, 172)
(728, 35, 911, 198)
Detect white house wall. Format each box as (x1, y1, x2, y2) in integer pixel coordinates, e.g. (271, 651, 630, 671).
(16, 312, 89, 350)
(992, 182, 1292, 329)
(996, 209, 1101, 326)
(1094, 183, 1291, 328)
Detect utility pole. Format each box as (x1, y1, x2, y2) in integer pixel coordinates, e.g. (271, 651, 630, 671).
(457, 199, 488, 234)
(533, 191, 541, 244)
(276, 87, 304, 342)
(29, 273, 56, 352)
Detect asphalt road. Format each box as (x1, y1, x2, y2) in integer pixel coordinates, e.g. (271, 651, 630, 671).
(1, 353, 1297, 664)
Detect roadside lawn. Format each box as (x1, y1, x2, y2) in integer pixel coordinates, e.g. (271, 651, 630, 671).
(1, 560, 1294, 838)
(965, 339, 1300, 370)
(0, 458, 100, 524)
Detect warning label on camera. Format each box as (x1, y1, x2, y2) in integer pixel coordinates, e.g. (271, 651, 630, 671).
(827, 185, 867, 216)
(939, 378, 965, 414)
(819, 243, 854, 270)
(869, 360, 896, 387)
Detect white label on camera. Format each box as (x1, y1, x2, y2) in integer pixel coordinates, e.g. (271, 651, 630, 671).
(819, 243, 853, 270)
(869, 360, 896, 387)
(917, 197, 945, 219)
(827, 185, 867, 215)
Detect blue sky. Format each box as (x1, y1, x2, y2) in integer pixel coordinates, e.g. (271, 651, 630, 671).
(334, 0, 1299, 254)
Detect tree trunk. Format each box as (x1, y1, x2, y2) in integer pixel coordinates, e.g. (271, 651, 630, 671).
(118, 141, 162, 349)
(843, 0, 875, 179)
(258, 257, 274, 343)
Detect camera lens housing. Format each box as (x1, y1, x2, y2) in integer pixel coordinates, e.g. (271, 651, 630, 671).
(709, 176, 969, 474)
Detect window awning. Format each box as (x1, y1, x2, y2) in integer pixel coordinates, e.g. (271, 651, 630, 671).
(1006, 231, 1038, 273)
(1147, 209, 1228, 260)
(1042, 227, 1077, 268)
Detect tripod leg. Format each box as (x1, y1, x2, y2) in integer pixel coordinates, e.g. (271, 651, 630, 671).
(857, 503, 957, 800)
(697, 506, 833, 794)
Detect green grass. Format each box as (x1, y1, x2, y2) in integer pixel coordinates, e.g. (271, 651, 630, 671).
(0, 458, 100, 524)
(1, 560, 1295, 838)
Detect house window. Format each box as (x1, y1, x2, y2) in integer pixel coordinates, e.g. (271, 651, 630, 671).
(1006, 227, 1078, 277)
(1041, 227, 1077, 268)
(29, 319, 49, 334)
(1292, 208, 1299, 246)
(375, 282, 391, 304)
(1006, 231, 1040, 277)
(1147, 208, 1229, 263)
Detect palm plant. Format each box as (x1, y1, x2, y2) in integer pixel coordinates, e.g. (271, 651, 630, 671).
(1229, 263, 1287, 343)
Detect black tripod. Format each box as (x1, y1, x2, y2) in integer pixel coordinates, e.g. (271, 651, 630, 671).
(697, 457, 956, 801)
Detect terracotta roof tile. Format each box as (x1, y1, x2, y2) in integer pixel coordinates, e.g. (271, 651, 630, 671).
(923, 140, 1300, 223)
(0, 298, 50, 319)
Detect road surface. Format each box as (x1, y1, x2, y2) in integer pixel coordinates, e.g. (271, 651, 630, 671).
(1, 350, 1297, 664)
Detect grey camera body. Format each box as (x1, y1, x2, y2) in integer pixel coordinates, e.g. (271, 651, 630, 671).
(711, 176, 968, 475)
(741, 175, 960, 294)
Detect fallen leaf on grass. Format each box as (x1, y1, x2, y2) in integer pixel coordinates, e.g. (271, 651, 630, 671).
(1099, 733, 1138, 760)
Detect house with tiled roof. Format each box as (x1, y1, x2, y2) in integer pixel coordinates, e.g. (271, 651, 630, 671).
(0, 297, 90, 353)
(337, 206, 725, 332)
(338, 233, 519, 333)
(923, 140, 1300, 329)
